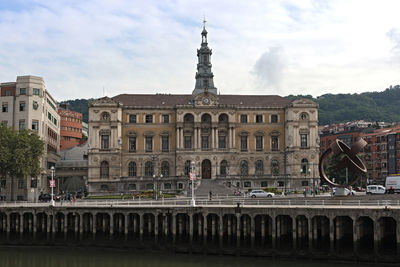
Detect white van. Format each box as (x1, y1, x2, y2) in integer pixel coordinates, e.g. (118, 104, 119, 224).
(385, 176, 400, 194)
(366, 185, 386, 195)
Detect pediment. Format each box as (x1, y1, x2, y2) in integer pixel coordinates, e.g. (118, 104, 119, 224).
(89, 97, 122, 107)
(193, 91, 219, 107)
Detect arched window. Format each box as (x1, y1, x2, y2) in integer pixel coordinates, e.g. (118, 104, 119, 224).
(184, 113, 194, 123)
(218, 113, 228, 123)
(201, 113, 211, 123)
(145, 161, 154, 177)
(100, 161, 109, 178)
(184, 160, 191, 176)
(301, 158, 309, 174)
(271, 160, 279, 175)
(128, 162, 137, 177)
(220, 160, 228, 176)
(161, 161, 169, 177)
(255, 160, 264, 175)
(100, 112, 110, 121)
(240, 160, 248, 176)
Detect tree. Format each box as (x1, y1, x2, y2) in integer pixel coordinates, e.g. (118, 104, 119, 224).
(0, 125, 45, 200)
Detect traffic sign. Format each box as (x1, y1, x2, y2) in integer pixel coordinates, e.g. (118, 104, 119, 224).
(49, 180, 56, 188)
(189, 172, 196, 181)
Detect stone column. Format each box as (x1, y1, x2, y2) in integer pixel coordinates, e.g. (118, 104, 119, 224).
(227, 215, 231, 244)
(261, 216, 265, 246)
(189, 213, 193, 245)
(176, 128, 180, 149)
(251, 215, 255, 248)
(271, 215, 276, 249)
(194, 128, 198, 150)
(109, 213, 114, 237)
(153, 213, 158, 242)
(203, 213, 208, 246)
(211, 215, 216, 240)
(172, 213, 176, 244)
(78, 213, 82, 234)
(164, 214, 168, 238)
(329, 217, 335, 255)
(19, 213, 23, 234)
(139, 213, 144, 242)
(373, 219, 380, 255)
(293, 217, 297, 250)
(180, 129, 184, 149)
(198, 128, 201, 149)
(215, 129, 219, 149)
(33, 214, 37, 235)
(229, 128, 233, 148)
(219, 215, 223, 248)
(211, 128, 215, 149)
(352, 216, 358, 255)
(232, 128, 236, 148)
(236, 214, 241, 248)
(308, 216, 312, 251)
(93, 213, 97, 238)
(124, 213, 129, 237)
(198, 215, 202, 240)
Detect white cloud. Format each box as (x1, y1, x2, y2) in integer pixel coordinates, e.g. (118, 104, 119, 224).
(0, 0, 399, 100)
(252, 46, 288, 91)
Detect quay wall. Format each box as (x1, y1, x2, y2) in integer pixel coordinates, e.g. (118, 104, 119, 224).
(0, 204, 399, 263)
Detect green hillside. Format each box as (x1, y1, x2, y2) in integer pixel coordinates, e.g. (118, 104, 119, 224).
(62, 85, 400, 125)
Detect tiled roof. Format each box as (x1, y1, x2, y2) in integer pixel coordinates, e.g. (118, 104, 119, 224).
(112, 94, 291, 108)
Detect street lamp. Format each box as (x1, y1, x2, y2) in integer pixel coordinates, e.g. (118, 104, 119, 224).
(190, 161, 196, 207)
(50, 166, 55, 206)
(301, 166, 311, 196)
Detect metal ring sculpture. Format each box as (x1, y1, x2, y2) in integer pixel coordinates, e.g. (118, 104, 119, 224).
(319, 138, 367, 188)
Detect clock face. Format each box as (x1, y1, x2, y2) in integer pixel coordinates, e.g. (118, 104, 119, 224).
(203, 98, 210, 104)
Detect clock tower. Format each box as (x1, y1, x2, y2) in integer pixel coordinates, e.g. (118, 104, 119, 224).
(192, 19, 217, 97)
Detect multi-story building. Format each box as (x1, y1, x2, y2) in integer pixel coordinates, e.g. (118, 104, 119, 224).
(0, 75, 60, 200)
(58, 103, 83, 150)
(360, 126, 400, 184)
(88, 27, 319, 195)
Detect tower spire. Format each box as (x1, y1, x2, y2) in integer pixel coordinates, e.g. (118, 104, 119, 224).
(193, 19, 217, 97)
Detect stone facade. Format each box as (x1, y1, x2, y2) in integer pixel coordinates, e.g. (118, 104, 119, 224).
(88, 27, 319, 195)
(0, 75, 60, 200)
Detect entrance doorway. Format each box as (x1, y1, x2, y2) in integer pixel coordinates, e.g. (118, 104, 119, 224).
(201, 159, 211, 179)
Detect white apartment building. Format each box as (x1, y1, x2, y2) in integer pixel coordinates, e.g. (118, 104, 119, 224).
(0, 75, 60, 201)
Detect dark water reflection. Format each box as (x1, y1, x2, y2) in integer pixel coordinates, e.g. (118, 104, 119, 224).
(0, 247, 386, 267)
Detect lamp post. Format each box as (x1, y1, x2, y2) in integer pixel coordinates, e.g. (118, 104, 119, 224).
(50, 166, 55, 206)
(190, 160, 196, 207)
(301, 166, 311, 197)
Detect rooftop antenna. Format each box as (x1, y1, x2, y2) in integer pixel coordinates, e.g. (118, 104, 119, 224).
(103, 86, 105, 97)
(203, 15, 207, 29)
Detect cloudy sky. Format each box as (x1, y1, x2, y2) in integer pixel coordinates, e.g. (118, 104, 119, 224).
(0, 0, 399, 101)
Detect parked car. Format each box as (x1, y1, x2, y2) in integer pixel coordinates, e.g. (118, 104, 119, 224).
(331, 187, 355, 196)
(38, 193, 52, 202)
(366, 185, 386, 195)
(249, 190, 275, 198)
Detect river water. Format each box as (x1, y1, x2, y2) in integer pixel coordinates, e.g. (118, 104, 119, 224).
(0, 247, 389, 267)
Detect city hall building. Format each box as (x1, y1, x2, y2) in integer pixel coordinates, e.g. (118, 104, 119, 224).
(88, 27, 319, 195)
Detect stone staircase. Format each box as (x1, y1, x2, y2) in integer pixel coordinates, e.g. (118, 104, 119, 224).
(194, 179, 235, 197)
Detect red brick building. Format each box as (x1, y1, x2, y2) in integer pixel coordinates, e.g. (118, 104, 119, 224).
(58, 104, 83, 150)
(360, 126, 400, 183)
